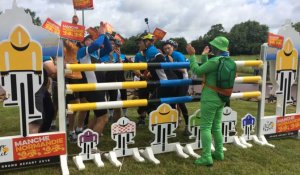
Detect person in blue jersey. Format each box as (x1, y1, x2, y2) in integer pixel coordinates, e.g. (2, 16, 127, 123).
(77, 22, 112, 137)
(98, 36, 123, 121)
(163, 40, 190, 136)
(136, 32, 178, 112)
(110, 38, 128, 120)
(133, 51, 150, 125)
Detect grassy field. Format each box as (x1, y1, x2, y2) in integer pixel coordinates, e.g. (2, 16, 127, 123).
(1, 100, 300, 175)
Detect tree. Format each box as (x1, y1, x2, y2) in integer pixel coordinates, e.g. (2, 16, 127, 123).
(24, 8, 42, 26)
(293, 22, 300, 33)
(229, 20, 268, 55)
(191, 36, 205, 54)
(189, 24, 228, 55)
(121, 35, 139, 54)
(203, 24, 228, 43)
(169, 37, 188, 54)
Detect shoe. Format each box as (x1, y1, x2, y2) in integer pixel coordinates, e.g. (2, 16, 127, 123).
(212, 152, 224, 161)
(75, 128, 83, 135)
(194, 157, 213, 166)
(183, 126, 191, 136)
(137, 117, 146, 126)
(68, 132, 77, 143)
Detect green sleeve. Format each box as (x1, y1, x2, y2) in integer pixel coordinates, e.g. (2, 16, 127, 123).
(189, 55, 218, 76)
(200, 55, 208, 63)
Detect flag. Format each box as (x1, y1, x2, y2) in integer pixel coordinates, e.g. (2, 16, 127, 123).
(153, 27, 167, 41)
(73, 0, 94, 10)
(60, 21, 85, 42)
(268, 33, 284, 49)
(42, 18, 60, 36)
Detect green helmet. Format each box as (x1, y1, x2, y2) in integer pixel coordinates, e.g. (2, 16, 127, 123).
(209, 36, 229, 52)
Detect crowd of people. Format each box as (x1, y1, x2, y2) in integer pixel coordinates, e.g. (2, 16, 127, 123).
(29, 15, 234, 166)
(35, 15, 193, 140)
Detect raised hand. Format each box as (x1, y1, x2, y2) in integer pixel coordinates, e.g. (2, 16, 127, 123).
(202, 46, 210, 55)
(98, 21, 107, 35)
(186, 44, 196, 56)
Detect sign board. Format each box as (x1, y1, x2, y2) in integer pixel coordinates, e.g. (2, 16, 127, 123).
(153, 28, 167, 41)
(106, 23, 113, 34)
(60, 21, 85, 42)
(42, 18, 60, 36)
(267, 33, 284, 49)
(86, 27, 99, 40)
(114, 33, 125, 45)
(73, 0, 94, 10)
(261, 114, 300, 139)
(0, 133, 66, 170)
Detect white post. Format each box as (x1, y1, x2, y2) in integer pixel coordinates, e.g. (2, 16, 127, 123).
(57, 41, 69, 175)
(296, 57, 300, 113)
(257, 43, 268, 136)
(296, 47, 300, 139)
(57, 52, 66, 132)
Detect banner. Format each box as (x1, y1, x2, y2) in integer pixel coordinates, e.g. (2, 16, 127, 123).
(153, 28, 167, 41)
(114, 33, 125, 44)
(73, 0, 94, 10)
(0, 133, 66, 170)
(60, 21, 85, 41)
(106, 23, 113, 34)
(42, 18, 60, 36)
(276, 114, 300, 133)
(268, 33, 284, 49)
(86, 27, 99, 40)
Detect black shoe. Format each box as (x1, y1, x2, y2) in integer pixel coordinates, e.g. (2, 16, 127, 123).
(68, 132, 77, 143)
(137, 118, 146, 126)
(183, 127, 191, 136)
(75, 128, 83, 135)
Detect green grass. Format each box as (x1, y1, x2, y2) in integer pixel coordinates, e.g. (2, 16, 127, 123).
(1, 100, 300, 175)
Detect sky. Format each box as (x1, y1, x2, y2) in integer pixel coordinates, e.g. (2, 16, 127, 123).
(0, 0, 299, 41)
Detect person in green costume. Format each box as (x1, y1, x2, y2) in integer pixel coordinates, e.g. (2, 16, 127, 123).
(186, 36, 231, 166)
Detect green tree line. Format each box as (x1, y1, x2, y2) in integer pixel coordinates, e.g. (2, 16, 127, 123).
(122, 20, 300, 56)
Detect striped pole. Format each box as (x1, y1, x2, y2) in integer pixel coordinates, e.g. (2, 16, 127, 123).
(67, 91, 261, 113)
(235, 60, 263, 67)
(65, 60, 263, 72)
(234, 76, 261, 84)
(66, 79, 201, 93)
(67, 96, 200, 113)
(230, 91, 261, 99)
(66, 62, 190, 72)
(66, 76, 261, 93)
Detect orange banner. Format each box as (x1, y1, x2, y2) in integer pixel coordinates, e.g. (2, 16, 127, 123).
(73, 0, 93, 10)
(60, 21, 85, 41)
(276, 114, 300, 133)
(114, 33, 125, 44)
(153, 28, 167, 41)
(86, 27, 99, 40)
(106, 23, 113, 34)
(13, 133, 66, 160)
(42, 18, 60, 35)
(268, 33, 284, 49)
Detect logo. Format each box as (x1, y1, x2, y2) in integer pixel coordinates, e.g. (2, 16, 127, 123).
(263, 121, 275, 131)
(0, 145, 9, 156)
